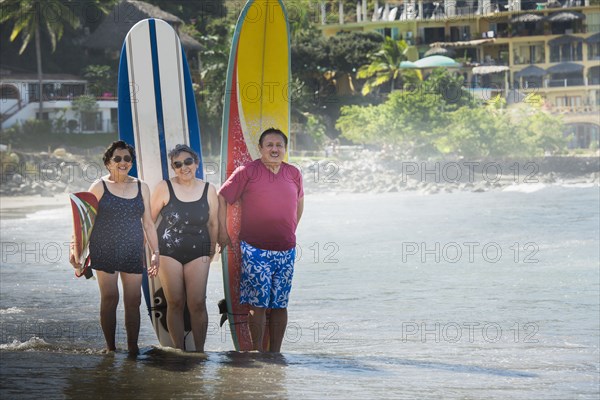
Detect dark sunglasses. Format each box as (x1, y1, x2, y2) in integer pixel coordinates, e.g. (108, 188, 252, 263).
(172, 157, 194, 169)
(112, 155, 132, 163)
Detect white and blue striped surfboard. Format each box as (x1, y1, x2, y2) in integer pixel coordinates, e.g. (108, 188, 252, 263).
(118, 18, 203, 350)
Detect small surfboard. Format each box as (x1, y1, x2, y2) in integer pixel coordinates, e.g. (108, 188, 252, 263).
(118, 18, 203, 350)
(220, 0, 291, 351)
(69, 192, 98, 279)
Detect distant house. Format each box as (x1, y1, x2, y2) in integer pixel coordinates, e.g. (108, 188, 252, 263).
(83, 0, 202, 75)
(0, 0, 201, 135)
(0, 69, 117, 133)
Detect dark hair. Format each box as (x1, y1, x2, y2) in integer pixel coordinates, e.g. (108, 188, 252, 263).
(102, 140, 135, 166)
(258, 128, 288, 148)
(168, 144, 200, 165)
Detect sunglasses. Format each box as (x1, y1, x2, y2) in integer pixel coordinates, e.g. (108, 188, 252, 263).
(112, 155, 132, 163)
(172, 157, 195, 169)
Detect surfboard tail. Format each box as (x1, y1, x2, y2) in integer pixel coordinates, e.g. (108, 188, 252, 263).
(69, 192, 98, 279)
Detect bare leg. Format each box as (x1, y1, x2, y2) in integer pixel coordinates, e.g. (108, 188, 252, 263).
(121, 272, 142, 355)
(158, 256, 186, 349)
(268, 308, 288, 353)
(96, 271, 119, 352)
(183, 256, 211, 352)
(248, 306, 267, 352)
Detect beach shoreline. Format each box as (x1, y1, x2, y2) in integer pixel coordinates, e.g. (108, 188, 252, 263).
(0, 194, 70, 220)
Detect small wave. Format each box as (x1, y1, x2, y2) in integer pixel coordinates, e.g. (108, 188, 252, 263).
(558, 182, 596, 189)
(502, 183, 547, 193)
(25, 207, 69, 221)
(0, 307, 24, 315)
(0, 337, 51, 351)
(0, 337, 103, 354)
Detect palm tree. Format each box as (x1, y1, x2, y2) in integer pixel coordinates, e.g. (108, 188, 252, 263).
(0, 0, 80, 119)
(357, 36, 409, 96)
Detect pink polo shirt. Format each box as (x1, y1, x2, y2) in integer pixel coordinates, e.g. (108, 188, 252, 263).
(219, 159, 303, 251)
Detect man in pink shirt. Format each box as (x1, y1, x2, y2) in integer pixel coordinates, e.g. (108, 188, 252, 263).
(218, 128, 304, 352)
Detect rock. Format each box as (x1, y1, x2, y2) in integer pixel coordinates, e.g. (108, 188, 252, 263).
(7, 153, 19, 163)
(472, 182, 487, 192)
(12, 174, 24, 184)
(52, 148, 67, 157)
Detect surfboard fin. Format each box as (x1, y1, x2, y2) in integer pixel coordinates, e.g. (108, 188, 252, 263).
(218, 298, 228, 327)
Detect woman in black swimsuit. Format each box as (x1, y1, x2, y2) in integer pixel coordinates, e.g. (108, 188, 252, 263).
(151, 144, 218, 352)
(69, 141, 160, 355)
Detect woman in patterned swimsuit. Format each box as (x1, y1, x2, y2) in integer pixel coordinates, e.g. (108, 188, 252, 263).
(151, 144, 218, 352)
(69, 141, 160, 355)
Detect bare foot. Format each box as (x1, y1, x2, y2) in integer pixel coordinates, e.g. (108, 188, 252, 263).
(128, 345, 140, 356)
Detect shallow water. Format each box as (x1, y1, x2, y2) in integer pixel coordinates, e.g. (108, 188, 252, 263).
(1, 186, 599, 399)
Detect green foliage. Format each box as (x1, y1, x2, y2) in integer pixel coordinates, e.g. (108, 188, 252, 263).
(0, 0, 80, 54)
(357, 37, 408, 95)
(82, 65, 115, 96)
(327, 31, 383, 73)
(72, 95, 99, 113)
(291, 29, 329, 75)
(286, 0, 320, 39)
(436, 103, 567, 158)
(304, 113, 328, 146)
(191, 19, 234, 154)
(337, 70, 567, 158)
(0, 119, 117, 151)
(145, 0, 227, 31)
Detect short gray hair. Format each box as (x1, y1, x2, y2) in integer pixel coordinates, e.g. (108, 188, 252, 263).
(168, 144, 199, 164)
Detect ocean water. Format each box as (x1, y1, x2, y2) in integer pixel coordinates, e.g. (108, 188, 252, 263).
(1, 185, 599, 399)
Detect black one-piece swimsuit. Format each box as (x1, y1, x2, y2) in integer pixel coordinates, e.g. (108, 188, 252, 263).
(157, 181, 211, 264)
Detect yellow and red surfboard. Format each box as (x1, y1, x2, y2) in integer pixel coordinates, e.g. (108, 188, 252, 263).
(220, 0, 291, 351)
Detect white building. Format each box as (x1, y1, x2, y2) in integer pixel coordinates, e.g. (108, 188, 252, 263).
(0, 69, 117, 133)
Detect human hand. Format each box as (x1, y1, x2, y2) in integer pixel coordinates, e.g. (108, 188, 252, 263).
(217, 231, 231, 252)
(69, 243, 81, 269)
(148, 253, 159, 277)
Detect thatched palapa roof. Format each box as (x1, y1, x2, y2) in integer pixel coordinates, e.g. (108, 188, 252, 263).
(429, 39, 495, 48)
(510, 13, 545, 23)
(424, 46, 456, 57)
(547, 11, 586, 23)
(472, 66, 510, 75)
(84, 0, 201, 52)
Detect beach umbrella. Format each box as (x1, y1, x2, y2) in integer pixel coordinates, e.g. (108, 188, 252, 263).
(399, 60, 418, 69)
(413, 55, 461, 69)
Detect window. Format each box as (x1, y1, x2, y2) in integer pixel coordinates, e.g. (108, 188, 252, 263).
(555, 96, 582, 107)
(589, 43, 600, 60)
(0, 84, 19, 99)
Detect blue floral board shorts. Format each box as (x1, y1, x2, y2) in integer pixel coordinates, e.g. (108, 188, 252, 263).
(240, 241, 296, 309)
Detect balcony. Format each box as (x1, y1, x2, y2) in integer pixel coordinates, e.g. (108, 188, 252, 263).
(547, 77, 585, 87)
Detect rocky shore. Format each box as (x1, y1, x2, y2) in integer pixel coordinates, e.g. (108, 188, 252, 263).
(0, 148, 103, 197)
(299, 150, 600, 195)
(1, 149, 598, 198)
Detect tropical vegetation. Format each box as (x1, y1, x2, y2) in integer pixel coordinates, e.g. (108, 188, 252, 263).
(0, 0, 570, 158)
